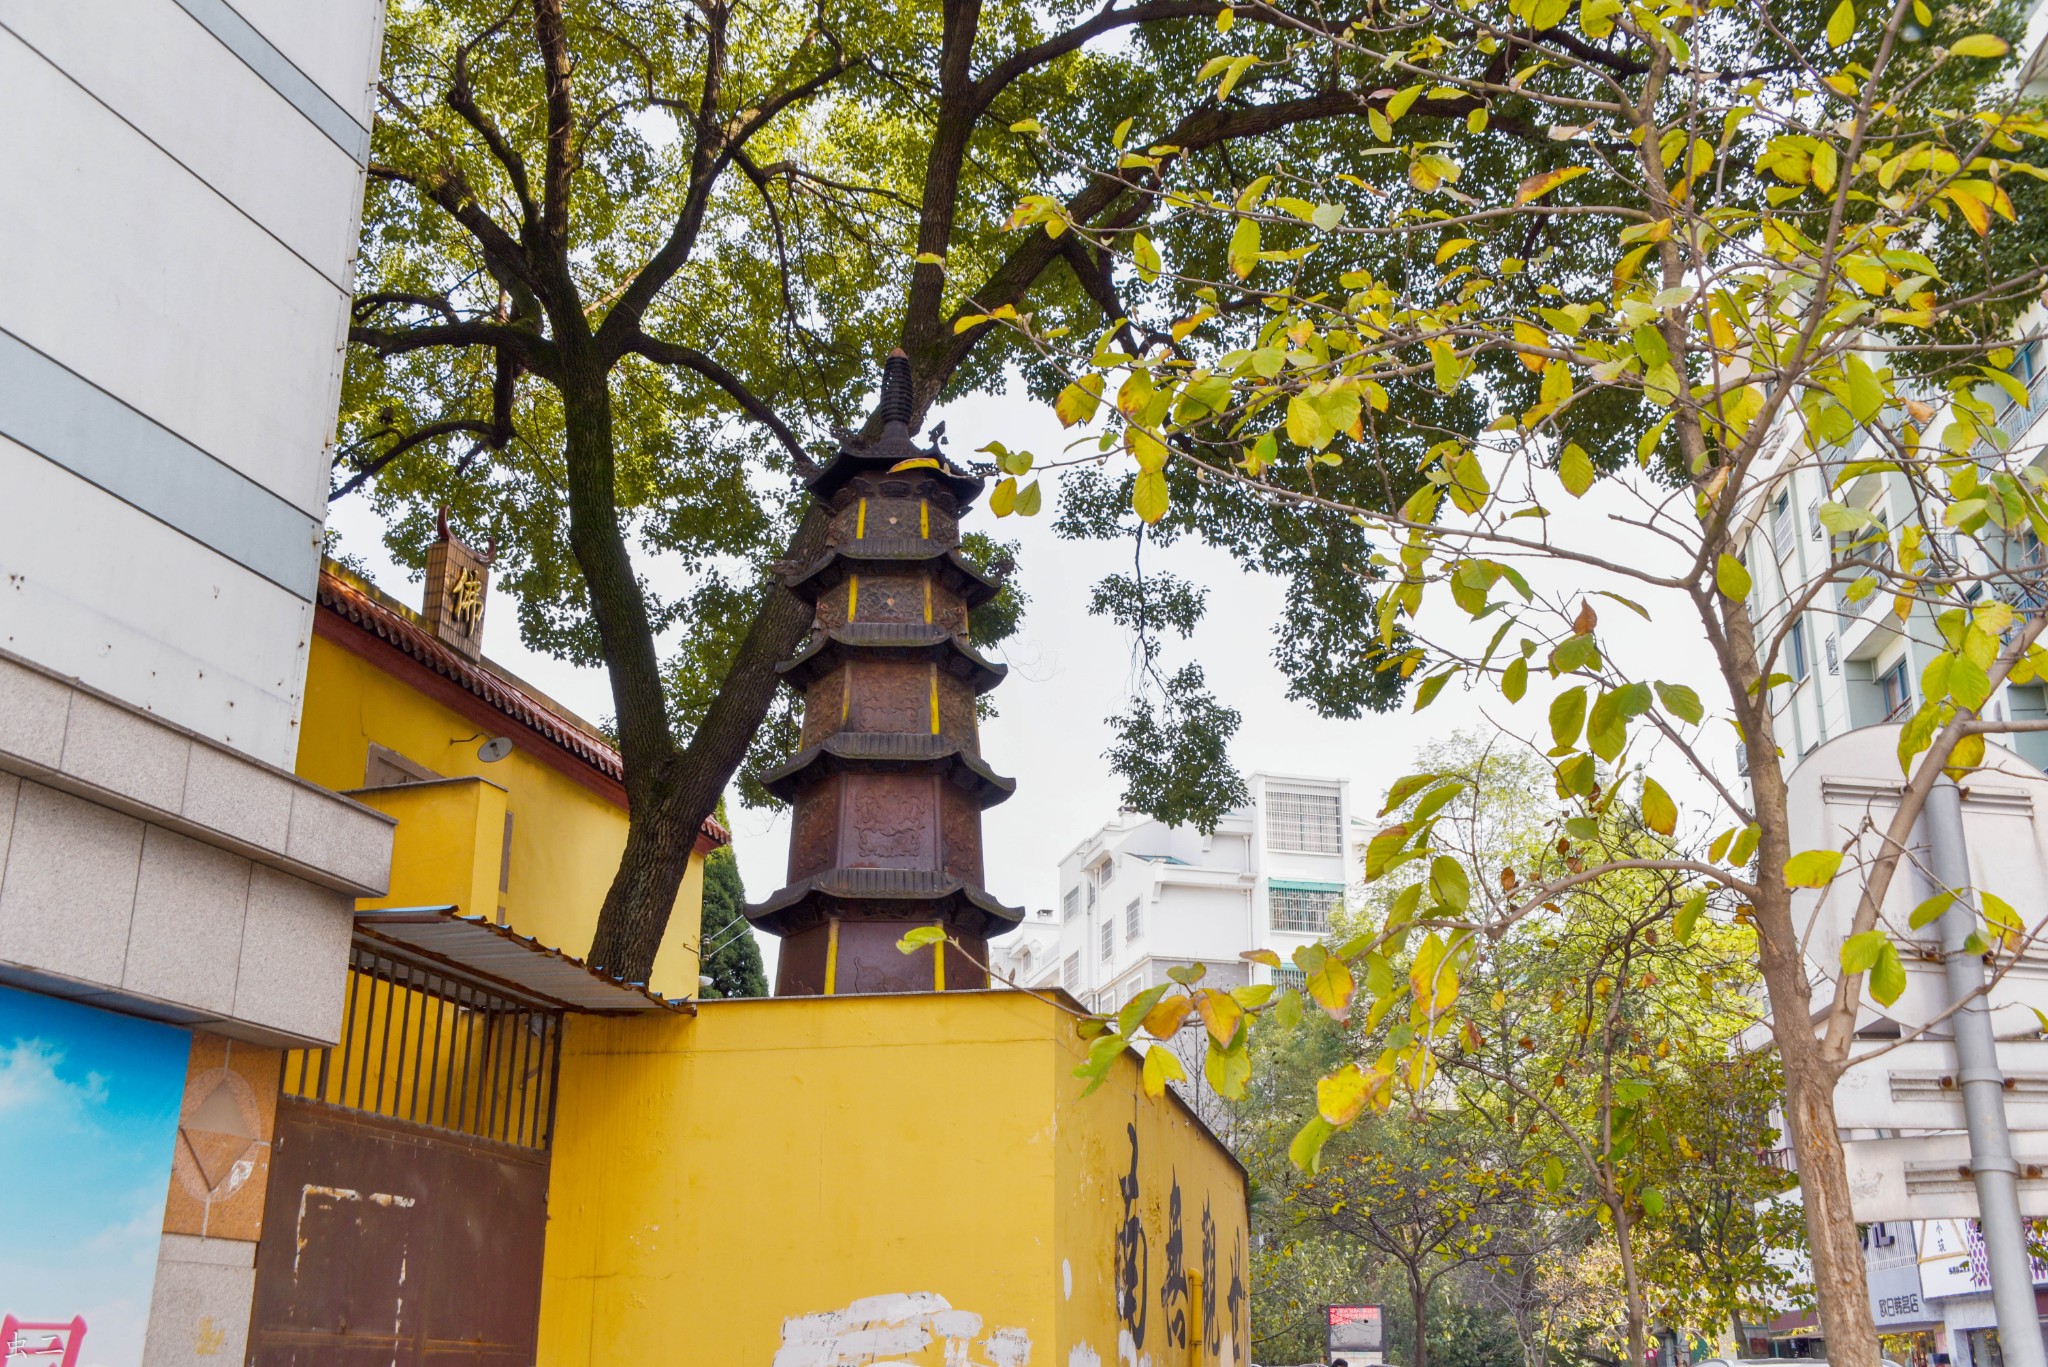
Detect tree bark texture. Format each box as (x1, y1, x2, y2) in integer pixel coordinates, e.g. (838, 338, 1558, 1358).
(1611, 1199, 1648, 1367)
(1754, 812, 1877, 1365)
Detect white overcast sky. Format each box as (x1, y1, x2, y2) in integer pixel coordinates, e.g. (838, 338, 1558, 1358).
(327, 380, 1729, 976)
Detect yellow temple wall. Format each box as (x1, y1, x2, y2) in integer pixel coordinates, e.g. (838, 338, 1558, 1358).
(296, 629, 706, 999)
(535, 990, 1248, 1367)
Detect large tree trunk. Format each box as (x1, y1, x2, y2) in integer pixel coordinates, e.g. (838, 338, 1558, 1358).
(583, 501, 831, 981)
(551, 328, 834, 983)
(1700, 584, 1878, 1367)
(1772, 1020, 1876, 1367)
(1410, 1269, 1430, 1367)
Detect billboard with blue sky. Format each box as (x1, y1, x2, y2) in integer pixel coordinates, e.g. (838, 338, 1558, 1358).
(0, 986, 189, 1367)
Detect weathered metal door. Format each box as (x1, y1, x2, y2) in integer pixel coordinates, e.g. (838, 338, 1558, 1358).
(247, 942, 559, 1367)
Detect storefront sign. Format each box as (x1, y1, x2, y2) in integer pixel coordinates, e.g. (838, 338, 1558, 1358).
(1330, 1304, 1385, 1356)
(1862, 1222, 1933, 1327)
(0, 987, 189, 1367)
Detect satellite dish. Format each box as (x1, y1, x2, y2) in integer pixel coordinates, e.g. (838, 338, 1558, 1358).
(477, 736, 515, 763)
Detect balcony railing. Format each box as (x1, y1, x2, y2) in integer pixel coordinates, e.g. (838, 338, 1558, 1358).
(1985, 363, 2048, 454)
(1833, 540, 1895, 615)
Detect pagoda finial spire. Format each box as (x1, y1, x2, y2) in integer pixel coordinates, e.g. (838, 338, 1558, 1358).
(877, 348, 915, 434)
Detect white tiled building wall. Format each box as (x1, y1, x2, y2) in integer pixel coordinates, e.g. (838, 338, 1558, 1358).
(0, 7, 394, 1363)
(0, 0, 385, 766)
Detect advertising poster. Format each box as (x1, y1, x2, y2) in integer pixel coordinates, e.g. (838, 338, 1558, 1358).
(1914, 1216, 2048, 1304)
(0, 986, 190, 1367)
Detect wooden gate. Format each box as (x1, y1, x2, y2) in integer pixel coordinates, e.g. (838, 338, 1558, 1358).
(247, 940, 560, 1367)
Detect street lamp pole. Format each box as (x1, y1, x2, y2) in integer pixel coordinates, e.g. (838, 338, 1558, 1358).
(1925, 775, 2046, 1367)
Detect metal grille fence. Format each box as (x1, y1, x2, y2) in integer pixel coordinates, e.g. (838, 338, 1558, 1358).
(282, 940, 562, 1151)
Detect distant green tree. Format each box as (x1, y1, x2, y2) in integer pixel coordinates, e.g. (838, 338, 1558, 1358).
(698, 846, 766, 1000)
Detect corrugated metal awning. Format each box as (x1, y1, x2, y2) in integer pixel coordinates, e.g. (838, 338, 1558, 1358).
(354, 907, 689, 1015)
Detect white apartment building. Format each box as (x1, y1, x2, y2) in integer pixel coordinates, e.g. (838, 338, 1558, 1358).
(1033, 773, 1357, 1011)
(1, 5, 392, 1365)
(1734, 321, 2048, 782)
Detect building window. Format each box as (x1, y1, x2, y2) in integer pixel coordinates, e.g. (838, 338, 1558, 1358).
(364, 743, 438, 787)
(1125, 898, 1142, 942)
(1824, 632, 1840, 676)
(1787, 617, 1810, 683)
(1267, 790, 1342, 854)
(1808, 497, 1823, 541)
(1880, 659, 1912, 720)
(1273, 966, 1307, 995)
(1063, 953, 1081, 992)
(1063, 888, 1079, 921)
(1771, 490, 1796, 560)
(1100, 920, 1115, 960)
(1269, 884, 1341, 933)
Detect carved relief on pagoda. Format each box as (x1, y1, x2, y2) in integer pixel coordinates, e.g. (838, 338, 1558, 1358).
(935, 674, 980, 749)
(926, 585, 970, 634)
(848, 661, 938, 735)
(787, 784, 843, 882)
(938, 787, 986, 883)
(813, 584, 849, 631)
(841, 773, 939, 869)
(800, 669, 851, 747)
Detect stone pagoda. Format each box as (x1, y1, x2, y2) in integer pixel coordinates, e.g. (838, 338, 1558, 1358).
(745, 351, 1022, 994)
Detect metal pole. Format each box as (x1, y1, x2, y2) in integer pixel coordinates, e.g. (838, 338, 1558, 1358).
(1925, 775, 2045, 1367)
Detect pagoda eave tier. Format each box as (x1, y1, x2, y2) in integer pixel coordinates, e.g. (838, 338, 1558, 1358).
(776, 624, 1006, 693)
(807, 450, 983, 508)
(745, 869, 1024, 938)
(758, 733, 1015, 806)
(785, 542, 1002, 610)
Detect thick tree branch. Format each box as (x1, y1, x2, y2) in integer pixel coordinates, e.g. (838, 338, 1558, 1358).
(350, 319, 558, 375)
(971, 1, 1230, 111)
(627, 331, 821, 478)
(530, 0, 576, 249)
(448, 3, 541, 235)
(598, 28, 858, 351)
(917, 88, 1409, 414)
(331, 418, 504, 500)
(898, 0, 988, 367)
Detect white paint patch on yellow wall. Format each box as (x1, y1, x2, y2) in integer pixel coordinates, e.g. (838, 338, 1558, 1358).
(772, 1292, 1028, 1367)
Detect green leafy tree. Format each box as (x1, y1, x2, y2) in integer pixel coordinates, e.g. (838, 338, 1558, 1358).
(1235, 1010, 1378, 1364)
(1445, 855, 1800, 1365)
(1291, 1123, 1532, 1367)
(994, 0, 2048, 1357)
(1339, 736, 1798, 1365)
(341, 0, 1490, 980)
(697, 846, 767, 999)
